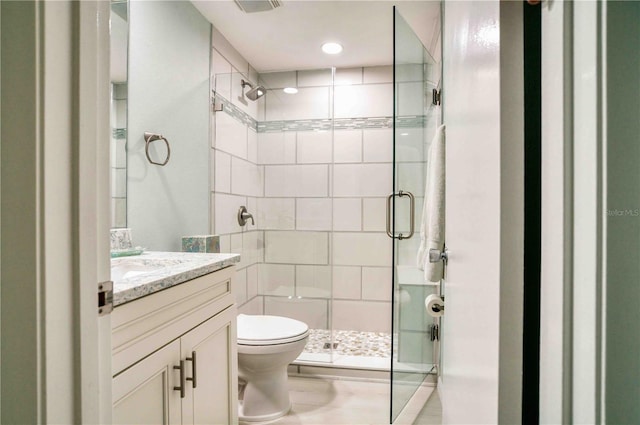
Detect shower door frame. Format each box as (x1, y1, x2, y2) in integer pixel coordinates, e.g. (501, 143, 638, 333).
(389, 6, 442, 423)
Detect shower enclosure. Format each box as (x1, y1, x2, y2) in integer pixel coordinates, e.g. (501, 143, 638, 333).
(209, 7, 441, 420)
(390, 7, 441, 422)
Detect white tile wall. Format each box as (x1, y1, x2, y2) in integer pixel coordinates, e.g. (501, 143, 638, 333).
(231, 232, 244, 267)
(257, 131, 296, 164)
(238, 296, 263, 315)
(333, 198, 361, 231)
(256, 198, 295, 230)
(212, 49, 232, 100)
(334, 84, 393, 118)
(296, 265, 331, 298)
(332, 300, 391, 333)
(297, 131, 332, 164)
(334, 130, 362, 163)
(332, 266, 362, 300)
(265, 87, 330, 121)
(219, 233, 230, 252)
(248, 128, 258, 163)
(264, 231, 329, 264)
(363, 66, 393, 84)
(214, 193, 247, 234)
(247, 264, 259, 299)
(265, 165, 329, 197)
(298, 69, 332, 87)
(363, 129, 393, 163)
(264, 297, 329, 329)
(215, 112, 247, 158)
(213, 150, 230, 193)
(335, 67, 363, 86)
(397, 162, 426, 196)
(259, 71, 296, 89)
(395, 128, 425, 162)
(333, 233, 391, 267)
(395, 63, 423, 83)
(297, 198, 332, 231)
(398, 81, 426, 116)
(333, 164, 392, 197)
(242, 231, 260, 265)
(259, 263, 295, 296)
(234, 267, 248, 305)
(231, 157, 263, 197)
(362, 198, 386, 232)
(361, 267, 392, 301)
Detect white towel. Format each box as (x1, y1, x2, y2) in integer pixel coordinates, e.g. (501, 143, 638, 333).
(416, 124, 446, 282)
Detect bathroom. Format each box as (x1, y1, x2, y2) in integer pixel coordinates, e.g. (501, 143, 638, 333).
(112, 0, 440, 422)
(6, 0, 640, 424)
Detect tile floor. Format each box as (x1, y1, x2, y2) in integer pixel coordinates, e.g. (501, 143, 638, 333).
(240, 376, 441, 425)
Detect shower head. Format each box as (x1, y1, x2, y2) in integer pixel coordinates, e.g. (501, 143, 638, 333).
(241, 79, 266, 101)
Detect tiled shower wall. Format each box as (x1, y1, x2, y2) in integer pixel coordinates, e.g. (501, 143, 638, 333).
(256, 67, 403, 334)
(111, 83, 127, 228)
(210, 29, 264, 316)
(211, 29, 428, 335)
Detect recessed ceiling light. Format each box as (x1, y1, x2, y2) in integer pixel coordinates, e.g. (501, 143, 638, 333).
(322, 42, 343, 55)
(283, 87, 298, 94)
(400, 132, 409, 136)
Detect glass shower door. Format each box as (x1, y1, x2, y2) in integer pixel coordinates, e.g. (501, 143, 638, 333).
(390, 7, 441, 422)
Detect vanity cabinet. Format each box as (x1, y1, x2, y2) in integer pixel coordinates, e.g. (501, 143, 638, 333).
(112, 266, 238, 425)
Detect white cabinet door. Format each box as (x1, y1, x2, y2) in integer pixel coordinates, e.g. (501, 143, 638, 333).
(112, 339, 182, 425)
(181, 307, 238, 425)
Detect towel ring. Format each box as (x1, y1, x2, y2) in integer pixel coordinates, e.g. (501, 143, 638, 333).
(144, 132, 171, 166)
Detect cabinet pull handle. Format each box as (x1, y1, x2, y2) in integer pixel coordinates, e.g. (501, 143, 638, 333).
(173, 361, 185, 398)
(186, 351, 197, 389)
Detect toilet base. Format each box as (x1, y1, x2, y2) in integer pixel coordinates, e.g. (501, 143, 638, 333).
(238, 368, 292, 422)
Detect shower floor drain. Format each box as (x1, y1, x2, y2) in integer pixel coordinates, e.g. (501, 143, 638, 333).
(323, 342, 339, 349)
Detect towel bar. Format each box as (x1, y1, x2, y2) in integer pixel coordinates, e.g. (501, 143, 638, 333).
(144, 132, 171, 166)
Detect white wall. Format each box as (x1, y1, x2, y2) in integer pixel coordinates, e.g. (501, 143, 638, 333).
(127, 1, 210, 251)
(440, 1, 523, 423)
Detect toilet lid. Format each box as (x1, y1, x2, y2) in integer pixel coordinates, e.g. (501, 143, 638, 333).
(237, 314, 309, 345)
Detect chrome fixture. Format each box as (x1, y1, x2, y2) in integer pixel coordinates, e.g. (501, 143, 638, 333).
(234, 0, 282, 14)
(385, 190, 415, 240)
(429, 247, 448, 264)
(237, 206, 255, 226)
(241, 79, 266, 101)
(144, 132, 171, 166)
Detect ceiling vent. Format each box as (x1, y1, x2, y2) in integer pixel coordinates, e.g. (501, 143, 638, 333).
(234, 0, 282, 14)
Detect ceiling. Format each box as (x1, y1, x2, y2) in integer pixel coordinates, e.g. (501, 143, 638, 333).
(191, 0, 441, 73)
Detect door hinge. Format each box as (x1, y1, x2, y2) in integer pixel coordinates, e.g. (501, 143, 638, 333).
(432, 88, 441, 106)
(430, 324, 440, 342)
(98, 280, 113, 316)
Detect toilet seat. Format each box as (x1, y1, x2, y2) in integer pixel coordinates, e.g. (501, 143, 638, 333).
(237, 314, 309, 346)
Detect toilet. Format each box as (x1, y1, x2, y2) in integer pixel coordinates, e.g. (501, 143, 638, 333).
(236, 314, 309, 422)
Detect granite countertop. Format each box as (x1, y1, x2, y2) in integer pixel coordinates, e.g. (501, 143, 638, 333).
(112, 251, 240, 306)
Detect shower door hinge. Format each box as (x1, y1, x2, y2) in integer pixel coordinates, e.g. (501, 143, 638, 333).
(429, 324, 440, 342)
(432, 89, 441, 106)
(98, 280, 113, 316)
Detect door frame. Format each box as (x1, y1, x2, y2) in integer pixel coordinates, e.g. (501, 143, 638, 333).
(0, 1, 112, 423)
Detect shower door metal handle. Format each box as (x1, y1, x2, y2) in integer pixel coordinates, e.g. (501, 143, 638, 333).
(386, 190, 415, 240)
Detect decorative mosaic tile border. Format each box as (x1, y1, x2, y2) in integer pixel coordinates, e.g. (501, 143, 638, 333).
(214, 91, 426, 135)
(112, 128, 127, 140)
(213, 92, 258, 131)
(258, 115, 426, 133)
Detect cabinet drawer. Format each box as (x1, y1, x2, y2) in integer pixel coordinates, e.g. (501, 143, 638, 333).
(112, 266, 235, 375)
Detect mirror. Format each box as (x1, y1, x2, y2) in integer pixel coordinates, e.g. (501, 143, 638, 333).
(110, 0, 128, 228)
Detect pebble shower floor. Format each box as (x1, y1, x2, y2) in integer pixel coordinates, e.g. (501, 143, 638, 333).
(303, 329, 391, 358)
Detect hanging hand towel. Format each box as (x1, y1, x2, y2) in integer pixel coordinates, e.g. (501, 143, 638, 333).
(416, 124, 446, 282)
